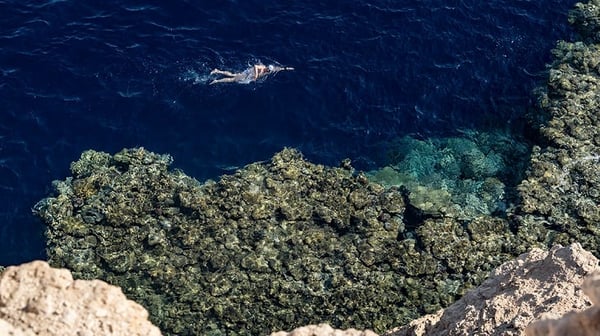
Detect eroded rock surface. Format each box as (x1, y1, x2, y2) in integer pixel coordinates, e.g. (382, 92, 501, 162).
(0, 261, 161, 336)
(526, 271, 600, 336)
(386, 244, 598, 336)
(270, 323, 378, 336)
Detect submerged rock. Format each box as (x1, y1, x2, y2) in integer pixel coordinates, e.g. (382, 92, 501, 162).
(516, 1, 600, 256)
(34, 146, 522, 335)
(368, 133, 528, 220)
(569, 0, 600, 42)
(36, 147, 408, 334)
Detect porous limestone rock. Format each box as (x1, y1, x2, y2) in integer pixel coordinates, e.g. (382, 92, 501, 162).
(525, 271, 600, 336)
(0, 261, 161, 336)
(385, 244, 599, 336)
(270, 323, 378, 336)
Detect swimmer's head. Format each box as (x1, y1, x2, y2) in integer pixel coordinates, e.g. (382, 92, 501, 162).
(268, 65, 274, 71)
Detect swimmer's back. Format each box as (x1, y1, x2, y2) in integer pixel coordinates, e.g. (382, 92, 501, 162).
(235, 68, 255, 84)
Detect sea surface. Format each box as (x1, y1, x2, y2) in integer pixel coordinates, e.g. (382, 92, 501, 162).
(0, 0, 577, 265)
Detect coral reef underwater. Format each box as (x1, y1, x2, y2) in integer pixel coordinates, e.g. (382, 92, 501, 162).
(515, 0, 600, 252)
(368, 132, 530, 220)
(31, 0, 600, 334)
(34, 147, 516, 335)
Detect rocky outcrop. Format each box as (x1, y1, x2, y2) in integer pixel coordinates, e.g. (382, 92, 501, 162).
(385, 244, 599, 336)
(0, 261, 161, 336)
(3, 244, 599, 336)
(525, 271, 600, 336)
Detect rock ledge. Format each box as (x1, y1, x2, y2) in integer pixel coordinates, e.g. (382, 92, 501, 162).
(0, 261, 161, 336)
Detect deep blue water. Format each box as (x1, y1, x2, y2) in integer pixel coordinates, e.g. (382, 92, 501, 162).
(0, 0, 576, 265)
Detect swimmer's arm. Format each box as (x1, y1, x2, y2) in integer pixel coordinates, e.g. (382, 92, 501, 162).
(272, 66, 294, 71)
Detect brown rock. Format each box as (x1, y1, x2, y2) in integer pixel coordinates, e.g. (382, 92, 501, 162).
(525, 272, 600, 336)
(0, 320, 28, 336)
(0, 261, 161, 336)
(270, 323, 378, 336)
(385, 244, 598, 336)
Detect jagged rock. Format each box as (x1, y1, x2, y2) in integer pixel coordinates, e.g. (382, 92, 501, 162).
(270, 323, 378, 336)
(0, 261, 161, 336)
(525, 271, 600, 336)
(385, 244, 598, 336)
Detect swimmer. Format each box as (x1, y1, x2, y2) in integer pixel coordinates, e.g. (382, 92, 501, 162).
(209, 63, 294, 85)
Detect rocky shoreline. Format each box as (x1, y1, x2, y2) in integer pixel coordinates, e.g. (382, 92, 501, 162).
(1, 243, 598, 335)
(4, 0, 600, 335)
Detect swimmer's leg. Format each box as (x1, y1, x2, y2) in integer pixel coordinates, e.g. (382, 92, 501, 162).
(209, 77, 238, 85)
(210, 69, 237, 77)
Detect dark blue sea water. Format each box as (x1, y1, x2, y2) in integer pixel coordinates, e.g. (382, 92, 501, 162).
(0, 0, 576, 265)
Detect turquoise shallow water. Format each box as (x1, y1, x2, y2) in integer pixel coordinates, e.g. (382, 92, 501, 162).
(0, 0, 577, 264)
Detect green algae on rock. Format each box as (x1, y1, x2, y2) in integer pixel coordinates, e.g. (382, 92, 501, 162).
(34, 147, 520, 335)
